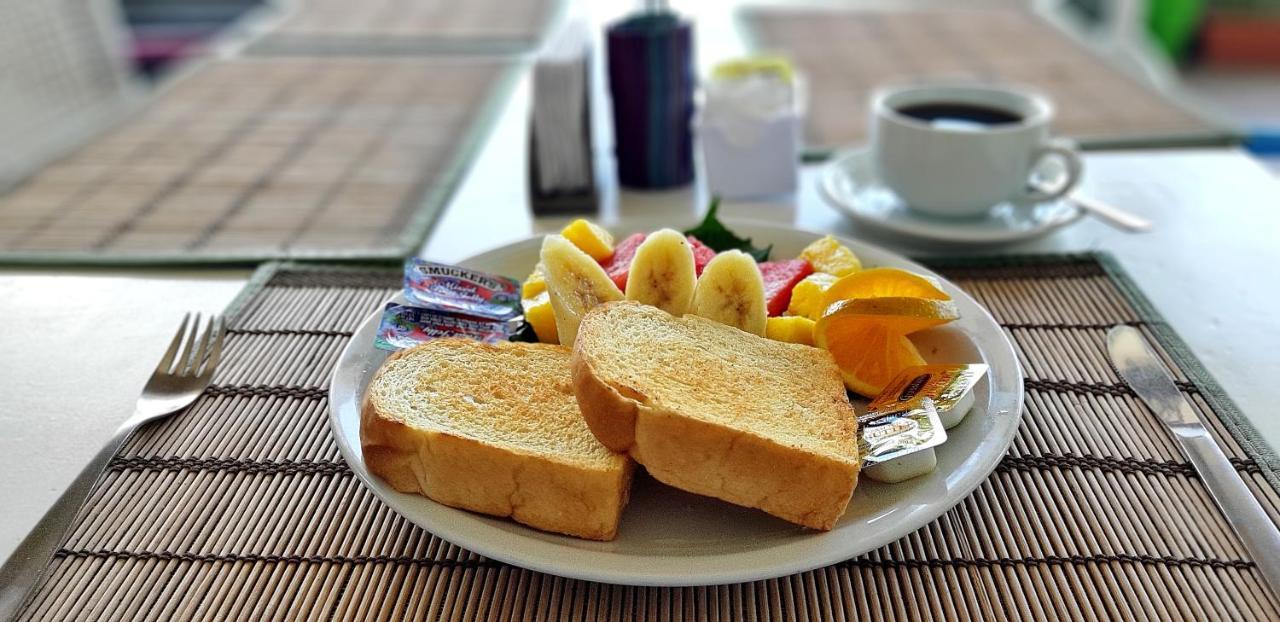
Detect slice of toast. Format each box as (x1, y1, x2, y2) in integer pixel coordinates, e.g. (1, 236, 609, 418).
(572, 301, 859, 530)
(361, 339, 633, 541)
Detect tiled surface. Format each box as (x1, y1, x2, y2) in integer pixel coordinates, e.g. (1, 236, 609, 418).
(0, 57, 507, 260)
(746, 7, 1227, 151)
(253, 0, 558, 52)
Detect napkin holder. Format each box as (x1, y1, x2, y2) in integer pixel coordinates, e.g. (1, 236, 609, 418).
(529, 20, 597, 214)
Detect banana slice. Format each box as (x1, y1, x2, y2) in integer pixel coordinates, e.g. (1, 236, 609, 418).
(690, 250, 767, 336)
(540, 235, 624, 345)
(625, 229, 696, 316)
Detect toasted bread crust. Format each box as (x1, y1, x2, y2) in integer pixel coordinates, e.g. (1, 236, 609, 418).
(630, 407, 857, 530)
(571, 302, 860, 531)
(571, 368, 857, 530)
(570, 349, 638, 452)
(360, 344, 633, 541)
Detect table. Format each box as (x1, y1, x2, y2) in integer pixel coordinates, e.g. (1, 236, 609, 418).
(3, 4, 1279, 570)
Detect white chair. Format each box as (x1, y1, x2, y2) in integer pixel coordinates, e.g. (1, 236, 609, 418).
(0, 0, 142, 188)
(1033, 0, 1182, 86)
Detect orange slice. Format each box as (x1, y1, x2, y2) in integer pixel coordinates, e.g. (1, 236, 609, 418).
(815, 297, 960, 397)
(819, 297, 959, 335)
(819, 329, 925, 398)
(820, 267, 949, 314)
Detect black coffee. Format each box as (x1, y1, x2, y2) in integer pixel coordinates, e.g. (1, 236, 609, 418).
(896, 102, 1023, 129)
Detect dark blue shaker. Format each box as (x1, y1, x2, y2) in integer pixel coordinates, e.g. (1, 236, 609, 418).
(606, 12, 695, 189)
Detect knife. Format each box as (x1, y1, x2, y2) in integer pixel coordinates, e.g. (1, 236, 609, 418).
(1107, 325, 1280, 594)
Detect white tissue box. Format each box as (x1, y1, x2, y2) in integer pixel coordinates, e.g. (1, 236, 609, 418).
(699, 107, 800, 199)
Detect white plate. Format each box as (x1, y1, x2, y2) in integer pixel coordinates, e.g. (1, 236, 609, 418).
(820, 149, 1084, 245)
(328, 223, 1024, 586)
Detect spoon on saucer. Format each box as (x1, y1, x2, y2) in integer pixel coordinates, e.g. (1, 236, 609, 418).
(1032, 182, 1153, 233)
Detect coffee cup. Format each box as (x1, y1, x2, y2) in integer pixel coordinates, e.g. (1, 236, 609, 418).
(870, 83, 1082, 218)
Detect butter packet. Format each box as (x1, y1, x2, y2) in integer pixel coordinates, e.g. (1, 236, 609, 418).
(860, 363, 987, 483)
(857, 401, 948, 466)
(403, 259, 521, 321)
(868, 364, 988, 429)
(858, 402, 948, 484)
(375, 303, 514, 351)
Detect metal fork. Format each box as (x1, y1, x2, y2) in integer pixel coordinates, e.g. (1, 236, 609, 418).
(0, 313, 225, 620)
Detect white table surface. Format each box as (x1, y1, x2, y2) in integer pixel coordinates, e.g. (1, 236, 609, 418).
(3, 4, 1280, 568)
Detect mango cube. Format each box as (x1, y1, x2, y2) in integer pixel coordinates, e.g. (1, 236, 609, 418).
(787, 272, 840, 320)
(522, 262, 547, 298)
(766, 316, 816, 346)
(799, 235, 862, 276)
(561, 219, 615, 261)
(522, 291, 558, 344)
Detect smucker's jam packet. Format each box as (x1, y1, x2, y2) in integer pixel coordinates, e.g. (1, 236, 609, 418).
(857, 400, 947, 465)
(403, 259, 521, 321)
(375, 303, 515, 351)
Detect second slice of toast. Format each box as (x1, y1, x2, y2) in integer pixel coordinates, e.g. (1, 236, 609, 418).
(572, 301, 860, 530)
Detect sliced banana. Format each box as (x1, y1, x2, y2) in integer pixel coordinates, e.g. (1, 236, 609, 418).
(625, 229, 696, 316)
(690, 250, 767, 336)
(540, 235, 624, 345)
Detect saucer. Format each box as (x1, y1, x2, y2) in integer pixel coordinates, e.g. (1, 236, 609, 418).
(819, 149, 1083, 245)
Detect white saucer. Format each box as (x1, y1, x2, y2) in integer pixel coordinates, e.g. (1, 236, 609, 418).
(819, 149, 1083, 245)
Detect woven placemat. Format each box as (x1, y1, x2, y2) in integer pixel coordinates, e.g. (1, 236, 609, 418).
(742, 7, 1234, 155)
(0, 57, 514, 266)
(249, 0, 561, 56)
(13, 254, 1280, 620)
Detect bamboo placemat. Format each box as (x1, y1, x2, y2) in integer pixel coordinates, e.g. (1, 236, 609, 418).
(12, 254, 1280, 620)
(0, 57, 513, 265)
(249, 0, 561, 56)
(742, 7, 1235, 155)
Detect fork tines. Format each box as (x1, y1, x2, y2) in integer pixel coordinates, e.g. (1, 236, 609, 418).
(157, 313, 225, 378)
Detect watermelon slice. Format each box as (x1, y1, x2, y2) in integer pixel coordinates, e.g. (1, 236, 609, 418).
(601, 232, 716, 291)
(601, 232, 646, 291)
(687, 235, 715, 276)
(759, 259, 814, 316)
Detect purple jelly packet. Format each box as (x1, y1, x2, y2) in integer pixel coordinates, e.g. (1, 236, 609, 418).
(403, 259, 521, 321)
(374, 303, 514, 351)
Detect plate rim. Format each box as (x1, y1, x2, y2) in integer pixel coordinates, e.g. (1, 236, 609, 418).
(327, 222, 1025, 586)
(819, 148, 1084, 244)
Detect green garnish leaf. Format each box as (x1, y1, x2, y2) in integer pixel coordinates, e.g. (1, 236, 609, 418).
(682, 197, 772, 262)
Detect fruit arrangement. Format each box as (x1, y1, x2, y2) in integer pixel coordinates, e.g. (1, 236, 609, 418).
(525, 206, 960, 397)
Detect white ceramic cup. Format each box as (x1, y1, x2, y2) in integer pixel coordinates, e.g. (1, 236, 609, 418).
(870, 83, 1082, 218)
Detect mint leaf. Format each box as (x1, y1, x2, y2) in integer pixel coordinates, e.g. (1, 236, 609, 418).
(682, 197, 772, 262)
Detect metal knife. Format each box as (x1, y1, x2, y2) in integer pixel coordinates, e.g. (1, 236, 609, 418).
(1107, 325, 1280, 594)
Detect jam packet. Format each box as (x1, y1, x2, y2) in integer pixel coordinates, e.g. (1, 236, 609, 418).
(375, 303, 514, 351)
(868, 364, 988, 429)
(403, 259, 521, 321)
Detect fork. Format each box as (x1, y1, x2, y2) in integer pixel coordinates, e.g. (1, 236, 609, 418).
(0, 313, 224, 620)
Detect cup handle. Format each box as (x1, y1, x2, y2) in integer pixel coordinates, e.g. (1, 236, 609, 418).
(1020, 139, 1083, 203)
